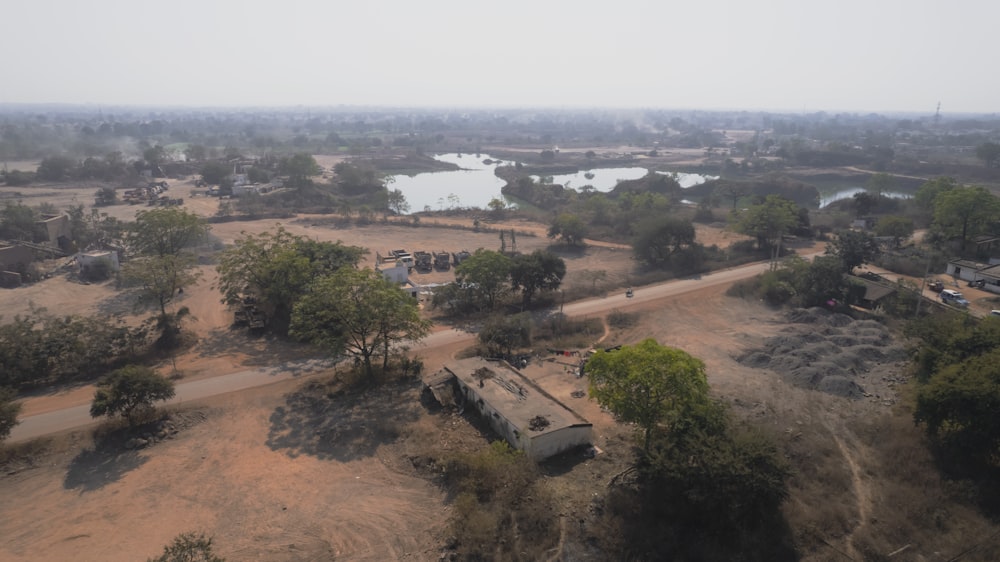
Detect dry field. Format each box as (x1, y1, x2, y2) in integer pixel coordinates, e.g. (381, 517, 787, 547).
(2, 172, 992, 560)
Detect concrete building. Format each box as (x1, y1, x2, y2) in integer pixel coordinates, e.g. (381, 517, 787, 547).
(0, 244, 33, 273)
(945, 259, 1000, 294)
(36, 214, 71, 250)
(430, 358, 593, 460)
(377, 261, 409, 284)
(78, 250, 120, 273)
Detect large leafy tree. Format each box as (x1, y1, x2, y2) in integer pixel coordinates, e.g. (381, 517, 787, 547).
(732, 195, 799, 269)
(454, 249, 513, 311)
(90, 365, 175, 426)
(548, 213, 588, 246)
(509, 250, 566, 308)
(914, 176, 958, 212)
(290, 268, 430, 380)
(121, 254, 202, 318)
(632, 216, 697, 267)
(280, 153, 321, 186)
(0, 387, 23, 442)
(874, 215, 915, 248)
(915, 348, 1000, 462)
(127, 208, 210, 258)
(933, 186, 1000, 250)
(478, 313, 532, 358)
(976, 142, 1000, 168)
(386, 188, 410, 215)
(827, 230, 879, 273)
(586, 338, 710, 452)
(215, 228, 364, 333)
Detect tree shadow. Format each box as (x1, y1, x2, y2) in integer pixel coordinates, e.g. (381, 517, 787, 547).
(266, 378, 422, 461)
(63, 436, 148, 492)
(194, 328, 335, 376)
(95, 287, 155, 317)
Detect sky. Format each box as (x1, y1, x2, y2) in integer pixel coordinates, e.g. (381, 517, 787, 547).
(2, 0, 997, 114)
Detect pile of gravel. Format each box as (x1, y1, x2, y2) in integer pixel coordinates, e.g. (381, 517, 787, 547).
(737, 307, 907, 398)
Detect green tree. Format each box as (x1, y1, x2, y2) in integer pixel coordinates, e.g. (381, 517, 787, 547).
(915, 348, 1000, 462)
(143, 145, 167, 167)
(386, 188, 410, 215)
(509, 250, 566, 308)
(632, 216, 697, 267)
(215, 228, 364, 333)
(35, 155, 77, 181)
(548, 213, 588, 246)
(127, 208, 210, 257)
(933, 186, 1000, 251)
(478, 314, 532, 358)
(148, 532, 224, 562)
(914, 176, 958, 212)
(280, 153, 321, 186)
(199, 161, 231, 186)
(586, 338, 710, 452)
(454, 249, 513, 311)
(90, 365, 175, 426)
(827, 230, 879, 273)
(290, 268, 430, 380)
(866, 172, 894, 201)
(976, 142, 1000, 168)
(732, 195, 799, 269)
(874, 215, 915, 248)
(0, 201, 42, 241)
(121, 254, 201, 318)
(0, 387, 23, 442)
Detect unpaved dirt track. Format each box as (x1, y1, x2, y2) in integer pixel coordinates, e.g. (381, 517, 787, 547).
(11, 254, 819, 443)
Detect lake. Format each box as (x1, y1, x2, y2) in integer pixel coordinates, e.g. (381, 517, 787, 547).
(390, 154, 719, 213)
(819, 187, 912, 208)
(388, 153, 514, 212)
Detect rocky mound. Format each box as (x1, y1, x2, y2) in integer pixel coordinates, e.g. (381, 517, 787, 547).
(737, 307, 907, 398)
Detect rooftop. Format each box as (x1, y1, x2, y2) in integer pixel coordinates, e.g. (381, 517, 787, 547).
(442, 357, 590, 438)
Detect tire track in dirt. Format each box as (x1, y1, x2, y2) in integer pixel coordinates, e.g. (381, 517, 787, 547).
(831, 429, 873, 561)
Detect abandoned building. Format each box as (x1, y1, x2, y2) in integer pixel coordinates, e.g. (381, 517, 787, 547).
(425, 358, 593, 460)
(78, 250, 120, 274)
(35, 213, 72, 250)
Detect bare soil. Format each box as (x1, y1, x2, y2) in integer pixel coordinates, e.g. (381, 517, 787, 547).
(1, 173, 992, 560)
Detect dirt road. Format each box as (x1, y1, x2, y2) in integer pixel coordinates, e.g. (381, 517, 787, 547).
(10, 255, 808, 443)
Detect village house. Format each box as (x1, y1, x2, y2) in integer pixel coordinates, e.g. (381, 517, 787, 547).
(426, 358, 593, 460)
(945, 259, 1000, 294)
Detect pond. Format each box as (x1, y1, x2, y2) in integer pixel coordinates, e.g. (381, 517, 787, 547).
(389, 154, 720, 213)
(532, 168, 718, 192)
(818, 187, 912, 208)
(388, 153, 514, 213)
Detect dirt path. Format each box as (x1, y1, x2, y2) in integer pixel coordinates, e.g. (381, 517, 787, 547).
(832, 431, 874, 561)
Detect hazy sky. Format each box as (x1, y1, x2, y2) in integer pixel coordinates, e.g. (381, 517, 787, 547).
(2, 0, 997, 113)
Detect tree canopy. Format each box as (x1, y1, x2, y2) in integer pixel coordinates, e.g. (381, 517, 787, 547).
(632, 216, 697, 267)
(976, 142, 1000, 168)
(874, 215, 914, 248)
(932, 186, 1000, 250)
(586, 338, 710, 452)
(732, 195, 799, 268)
(215, 228, 364, 333)
(827, 230, 879, 273)
(290, 268, 430, 379)
(548, 213, 588, 246)
(454, 249, 513, 312)
(90, 365, 175, 426)
(0, 388, 22, 442)
(509, 250, 566, 308)
(127, 207, 210, 258)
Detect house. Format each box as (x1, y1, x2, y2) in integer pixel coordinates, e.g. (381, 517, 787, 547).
(377, 261, 409, 284)
(428, 358, 593, 460)
(0, 244, 33, 273)
(78, 250, 120, 274)
(35, 213, 71, 250)
(945, 259, 1000, 294)
(848, 275, 897, 309)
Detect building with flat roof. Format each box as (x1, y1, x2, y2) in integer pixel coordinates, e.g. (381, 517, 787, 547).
(431, 357, 593, 460)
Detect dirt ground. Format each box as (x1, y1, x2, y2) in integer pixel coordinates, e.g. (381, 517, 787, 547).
(0, 172, 937, 560)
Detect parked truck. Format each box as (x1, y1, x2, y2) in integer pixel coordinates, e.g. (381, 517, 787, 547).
(452, 249, 471, 266)
(413, 250, 432, 272)
(433, 251, 451, 270)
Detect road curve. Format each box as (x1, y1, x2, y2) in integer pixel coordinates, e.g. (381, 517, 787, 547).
(10, 256, 804, 443)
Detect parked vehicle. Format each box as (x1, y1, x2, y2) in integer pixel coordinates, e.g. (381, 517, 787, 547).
(926, 279, 944, 292)
(940, 289, 970, 307)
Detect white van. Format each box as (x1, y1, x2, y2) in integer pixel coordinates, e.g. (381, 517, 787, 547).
(940, 289, 970, 307)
